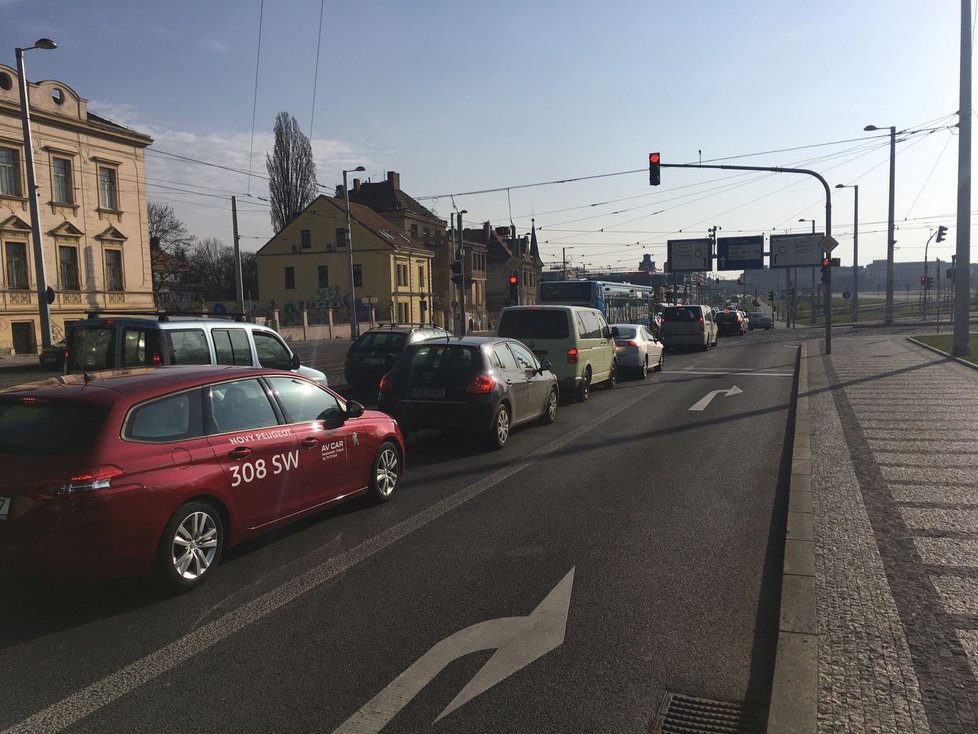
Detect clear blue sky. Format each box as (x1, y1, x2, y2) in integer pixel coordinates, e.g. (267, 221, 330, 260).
(6, 0, 969, 274)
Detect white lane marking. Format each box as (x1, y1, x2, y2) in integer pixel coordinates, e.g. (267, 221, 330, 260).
(4, 387, 659, 734)
(334, 568, 575, 733)
(689, 385, 743, 412)
(663, 370, 793, 377)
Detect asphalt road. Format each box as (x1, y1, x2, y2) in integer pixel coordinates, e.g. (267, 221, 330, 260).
(0, 331, 800, 733)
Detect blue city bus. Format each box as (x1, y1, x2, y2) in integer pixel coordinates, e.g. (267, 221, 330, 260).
(538, 280, 656, 325)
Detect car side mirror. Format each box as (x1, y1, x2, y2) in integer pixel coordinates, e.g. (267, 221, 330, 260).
(537, 361, 553, 374)
(290, 353, 301, 370)
(610, 326, 620, 338)
(345, 401, 365, 419)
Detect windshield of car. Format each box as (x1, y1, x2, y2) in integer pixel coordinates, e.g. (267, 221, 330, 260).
(0, 397, 108, 454)
(661, 307, 700, 321)
(353, 331, 408, 352)
(614, 326, 637, 338)
(497, 310, 569, 339)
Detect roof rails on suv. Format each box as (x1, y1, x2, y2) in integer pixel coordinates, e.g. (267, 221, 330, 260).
(84, 310, 249, 323)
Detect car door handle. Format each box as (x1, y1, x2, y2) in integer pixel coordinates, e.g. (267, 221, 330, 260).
(301, 437, 319, 448)
(228, 447, 253, 460)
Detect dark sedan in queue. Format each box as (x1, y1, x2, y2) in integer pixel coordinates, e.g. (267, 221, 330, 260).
(377, 336, 559, 450)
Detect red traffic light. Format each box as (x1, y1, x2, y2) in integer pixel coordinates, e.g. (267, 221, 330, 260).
(821, 257, 830, 267)
(649, 152, 660, 164)
(508, 275, 518, 284)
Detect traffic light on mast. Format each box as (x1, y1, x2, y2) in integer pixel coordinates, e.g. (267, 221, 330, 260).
(508, 273, 519, 302)
(821, 257, 831, 284)
(936, 225, 948, 242)
(649, 152, 661, 186)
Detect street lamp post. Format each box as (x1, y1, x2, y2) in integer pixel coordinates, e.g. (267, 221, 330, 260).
(457, 208, 467, 336)
(835, 184, 859, 322)
(16, 38, 57, 350)
(865, 124, 897, 324)
(342, 166, 365, 339)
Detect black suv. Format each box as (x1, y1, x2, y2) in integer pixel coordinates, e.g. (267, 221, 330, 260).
(344, 326, 452, 392)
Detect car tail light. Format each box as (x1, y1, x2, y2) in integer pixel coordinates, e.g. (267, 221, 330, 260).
(60, 465, 125, 494)
(379, 373, 393, 392)
(698, 315, 704, 322)
(566, 348, 579, 364)
(735, 315, 742, 323)
(151, 351, 162, 367)
(465, 374, 496, 394)
(617, 340, 637, 347)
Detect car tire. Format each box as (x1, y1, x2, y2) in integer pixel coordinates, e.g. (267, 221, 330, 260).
(369, 441, 401, 502)
(639, 358, 648, 380)
(155, 501, 225, 592)
(654, 352, 664, 371)
(604, 362, 616, 389)
(487, 403, 511, 449)
(539, 388, 558, 425)
(576, 369, 591, 402)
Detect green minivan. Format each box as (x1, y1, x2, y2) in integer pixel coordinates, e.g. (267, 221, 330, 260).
(497, 305, 617, 402)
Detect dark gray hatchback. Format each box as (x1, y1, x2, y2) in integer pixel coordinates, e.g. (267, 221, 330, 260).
(377, 336, 559, 450)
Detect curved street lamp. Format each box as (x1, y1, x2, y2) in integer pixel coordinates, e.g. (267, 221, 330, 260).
(16, 38, 58, 349)
(342, 165, 365, 339)
(835, 183, 859, 321)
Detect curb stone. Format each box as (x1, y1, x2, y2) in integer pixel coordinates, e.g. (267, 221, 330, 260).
(767, 341, 817, 734)
(906, 335, 978, 372)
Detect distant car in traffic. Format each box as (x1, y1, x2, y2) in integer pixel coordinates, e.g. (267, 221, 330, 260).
(658, 305, 718, 351)
(611, 323, 664, 379)
(378, 336, 558, 450)
(747, 311, 773, 330)
(715, 310, 749, 336)
(0, 365, 402, 590)
(344, 325, 452, 393)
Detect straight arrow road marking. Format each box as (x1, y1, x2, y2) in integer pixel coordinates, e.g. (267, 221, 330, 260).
(333, 568, 575, 733)
(689, 385, 743, 411)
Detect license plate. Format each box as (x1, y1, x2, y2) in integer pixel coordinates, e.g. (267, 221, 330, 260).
(0, 496, 10, 520)
(363, 357, 385, 365)
(411, 387, 445, 399)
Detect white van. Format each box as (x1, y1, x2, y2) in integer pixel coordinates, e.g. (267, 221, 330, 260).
(496, 305, 616, 401)
(659, 304, 718, 350)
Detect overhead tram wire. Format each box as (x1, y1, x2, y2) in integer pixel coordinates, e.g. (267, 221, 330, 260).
(246, 0, 265, 195)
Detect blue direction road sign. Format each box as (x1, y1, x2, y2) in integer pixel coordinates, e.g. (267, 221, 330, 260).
(716, 235, 764, 271)
(667, 238, 712, 272)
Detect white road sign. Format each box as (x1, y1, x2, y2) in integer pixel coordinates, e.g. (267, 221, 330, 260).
(769, 233, 824, 268)
(667, 238, 712, 272)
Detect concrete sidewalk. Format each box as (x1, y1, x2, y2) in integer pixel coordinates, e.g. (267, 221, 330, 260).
(772, 332, 978, 733)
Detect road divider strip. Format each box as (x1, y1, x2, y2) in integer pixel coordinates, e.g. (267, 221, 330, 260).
(2, 383, 663, 734)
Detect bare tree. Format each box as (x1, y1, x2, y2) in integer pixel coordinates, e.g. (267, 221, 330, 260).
(266, 111, 318, 233)
(147, 201, 195, 303)
(187, 238, 237, 302)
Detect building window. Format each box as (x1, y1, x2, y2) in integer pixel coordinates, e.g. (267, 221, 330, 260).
(418, 265, 424, 290)
(396, 263, 408, 287)
(51, 157, 73, 204)
(335, 228, 346, 248)
(409, 224, 418, 238)
(301, 230, 311, 249)
(318, 265, 328, 289)
(58, 245, 80, 290)
(284, 266, 295, 290)
(423, 227, 430, 239)
(105, 249, 123, 291)
(0, 147, 21, 197)
(5, 242, 28, 289)
(97, 166, 118, 210)
(353, 264, 362, 287)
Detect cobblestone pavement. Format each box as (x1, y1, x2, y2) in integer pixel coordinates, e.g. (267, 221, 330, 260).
(809, 333, 978, 733)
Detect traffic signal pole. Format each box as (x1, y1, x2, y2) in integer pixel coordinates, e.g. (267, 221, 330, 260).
(658, 161, 833, 353)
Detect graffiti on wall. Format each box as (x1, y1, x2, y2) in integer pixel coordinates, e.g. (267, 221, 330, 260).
(276, 287, 371, 326)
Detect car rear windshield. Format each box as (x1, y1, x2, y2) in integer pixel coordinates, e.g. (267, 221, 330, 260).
(353, 331, 408, 352)
(405, 344, 479, 373)
(0, 397, 108, 454)
(68, 326, 114, 370)
(661, 307, 700, 322)
(614, 327, 637, 338)
(497, 310, 569, 339)
(716, 312, 738, 321)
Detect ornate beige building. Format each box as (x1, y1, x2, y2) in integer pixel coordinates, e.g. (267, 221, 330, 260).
(0, 64, 154, 354)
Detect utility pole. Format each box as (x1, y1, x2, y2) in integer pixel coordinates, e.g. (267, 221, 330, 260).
(562, 247, 568, 281)
(954, 0, 973, 355)
(457, 209, 467, 336)
(231, 196, 244, 316)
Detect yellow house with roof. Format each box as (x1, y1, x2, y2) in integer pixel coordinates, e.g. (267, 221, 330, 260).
(256, 195, 435, 334)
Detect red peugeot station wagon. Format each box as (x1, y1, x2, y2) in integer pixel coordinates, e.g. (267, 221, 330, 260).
(0, 366, 404, 590)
